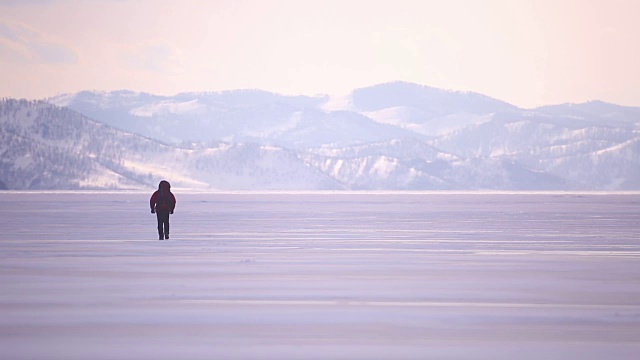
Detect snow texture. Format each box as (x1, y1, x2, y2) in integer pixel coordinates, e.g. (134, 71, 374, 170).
(1, 192, 640, 359)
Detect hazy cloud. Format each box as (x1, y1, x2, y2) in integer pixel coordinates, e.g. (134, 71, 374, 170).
(0, 0, 638, 106)
(0, 0, 127, 6)
(0, 20, 77, 64)
(125, 43, 184, 74)
(0, 0, 58, 6)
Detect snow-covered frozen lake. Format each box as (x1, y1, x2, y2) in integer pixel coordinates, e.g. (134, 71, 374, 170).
(1, 192, 639, 359)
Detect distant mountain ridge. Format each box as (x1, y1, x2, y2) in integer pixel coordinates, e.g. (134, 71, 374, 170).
(350, 81, 519, 115)
(0, 99, 344, 190)
(1, 81, 638, 190)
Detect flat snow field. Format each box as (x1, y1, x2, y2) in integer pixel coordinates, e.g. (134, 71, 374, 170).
(1, 192, 639, 360)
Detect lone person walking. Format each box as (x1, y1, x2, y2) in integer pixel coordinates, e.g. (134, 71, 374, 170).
(150, 180, 176, 240)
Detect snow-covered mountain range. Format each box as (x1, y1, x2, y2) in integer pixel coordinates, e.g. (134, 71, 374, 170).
(2, 81, 639, 190)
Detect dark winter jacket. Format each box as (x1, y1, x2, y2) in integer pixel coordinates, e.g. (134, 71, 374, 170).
(150, 180, 176, 214)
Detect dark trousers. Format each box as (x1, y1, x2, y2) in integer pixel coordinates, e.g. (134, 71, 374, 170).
(156, 212, 170, 238)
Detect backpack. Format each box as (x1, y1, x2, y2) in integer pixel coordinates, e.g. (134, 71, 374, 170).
(156, 189, 172, 212)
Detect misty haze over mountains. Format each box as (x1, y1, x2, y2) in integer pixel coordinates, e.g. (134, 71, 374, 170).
(1, 81, 639, 190)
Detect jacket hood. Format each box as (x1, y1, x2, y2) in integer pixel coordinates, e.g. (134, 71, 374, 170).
(158, 180, 171, 190)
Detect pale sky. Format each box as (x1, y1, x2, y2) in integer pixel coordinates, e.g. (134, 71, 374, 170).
(0, 0, 638, 108)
